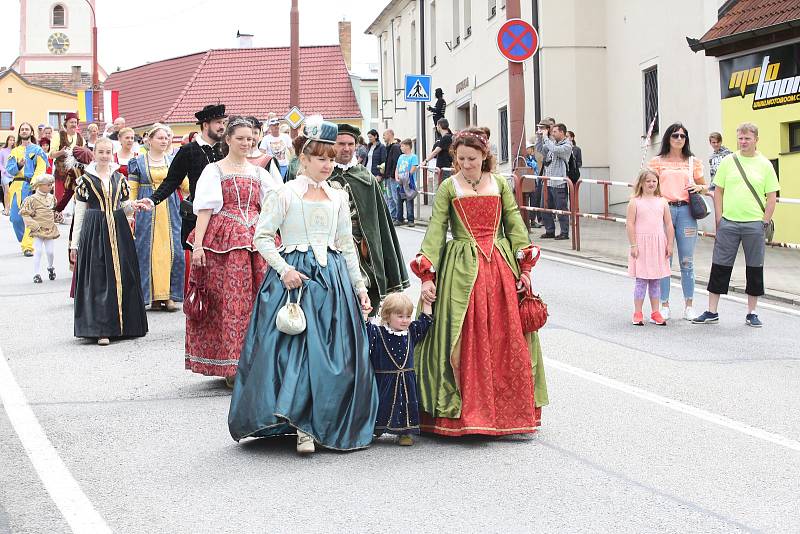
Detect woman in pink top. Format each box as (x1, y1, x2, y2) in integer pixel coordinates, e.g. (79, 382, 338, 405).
(648, 123, 708, 322)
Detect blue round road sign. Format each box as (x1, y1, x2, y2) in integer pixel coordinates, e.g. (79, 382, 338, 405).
(497, 18, 539, 63)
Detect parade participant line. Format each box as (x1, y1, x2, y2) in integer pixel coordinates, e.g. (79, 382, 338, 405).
(545, 358, 800, 453)
(0, 346, 112, 534)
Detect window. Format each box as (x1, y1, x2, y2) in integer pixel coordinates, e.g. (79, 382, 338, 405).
(499, 106, 509, 163)
(464, 0, 472, 38)
(49, 111, 70, 129)
(411, 21, 417, 73)
(370, 92, 379, 129)
(488, 0, 497, 19)
(52, 4, 65, 27)
(383, 49, 389, 96)
(395, 36, 402, 87)
(0, 111, 13, 130)
(430, 1, 437, 66)
(452, 0, 460, 48)
(643, 66, 659, 135)
(789, 122, 800, 153)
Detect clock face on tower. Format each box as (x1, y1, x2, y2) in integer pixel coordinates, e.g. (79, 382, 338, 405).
(47, 33, 71, 55)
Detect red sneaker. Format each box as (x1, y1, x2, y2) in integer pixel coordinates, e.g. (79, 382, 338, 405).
(650, 311, 667, 325)
(632, 311, 644, 326)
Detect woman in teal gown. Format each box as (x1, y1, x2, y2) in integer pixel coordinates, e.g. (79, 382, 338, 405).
(228, 118, 377, 454)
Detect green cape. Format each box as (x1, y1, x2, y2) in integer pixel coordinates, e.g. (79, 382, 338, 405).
(414, 175, 549, 418)
(329, 163, 410, 309)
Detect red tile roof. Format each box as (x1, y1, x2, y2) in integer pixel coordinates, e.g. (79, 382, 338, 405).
(0, 69, 92, 95)
(103, 46, 362, 128)
(698, 0, 800, 43)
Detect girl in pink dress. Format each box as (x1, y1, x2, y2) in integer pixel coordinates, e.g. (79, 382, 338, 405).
(626, 169, 674, 326)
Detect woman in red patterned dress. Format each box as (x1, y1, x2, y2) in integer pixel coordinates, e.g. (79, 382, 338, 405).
(185, 117, 282, 387)
(411, 127, 548, 436)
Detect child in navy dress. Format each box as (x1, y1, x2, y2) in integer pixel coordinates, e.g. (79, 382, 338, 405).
(367, 293, 432, 445)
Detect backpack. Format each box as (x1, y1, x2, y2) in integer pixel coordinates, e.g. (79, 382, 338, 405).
(566, 152, 580, 183)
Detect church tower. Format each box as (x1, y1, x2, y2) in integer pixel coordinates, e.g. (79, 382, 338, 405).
(14, 0, 97, 76)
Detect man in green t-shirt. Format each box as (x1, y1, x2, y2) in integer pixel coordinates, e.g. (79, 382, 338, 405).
(693, 122, 779, 328)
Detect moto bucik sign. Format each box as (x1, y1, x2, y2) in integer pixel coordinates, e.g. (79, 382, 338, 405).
(720, 43, 800, 110)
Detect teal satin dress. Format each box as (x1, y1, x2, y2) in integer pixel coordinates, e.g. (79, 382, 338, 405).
(228, 250, 379, 450)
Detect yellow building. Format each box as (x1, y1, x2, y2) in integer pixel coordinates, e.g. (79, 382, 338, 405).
(0, 69, 88, 138)
(691, 1, 800, 244)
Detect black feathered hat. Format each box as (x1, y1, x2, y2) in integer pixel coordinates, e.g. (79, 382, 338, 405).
(195, 104, 227, 125)
(337, 123, 361, 141)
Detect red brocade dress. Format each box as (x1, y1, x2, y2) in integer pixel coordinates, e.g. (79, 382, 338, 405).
(412, 176, 548, 436)
(185, 164, 275, 378)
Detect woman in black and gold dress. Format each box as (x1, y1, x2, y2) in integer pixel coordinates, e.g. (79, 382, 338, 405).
(70, 137, 148, 345)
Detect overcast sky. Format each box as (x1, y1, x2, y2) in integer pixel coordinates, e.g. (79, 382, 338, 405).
(1, 0, 390, 73)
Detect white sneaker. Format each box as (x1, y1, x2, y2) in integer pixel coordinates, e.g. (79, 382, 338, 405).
(296, 430, 315, 455)
(660, 305, 671, 321)
(683, 306, 697, 321)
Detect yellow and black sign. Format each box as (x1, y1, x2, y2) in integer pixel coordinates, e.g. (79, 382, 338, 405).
(720, 43, 800, 110)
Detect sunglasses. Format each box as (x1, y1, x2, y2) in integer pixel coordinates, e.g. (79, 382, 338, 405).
(671, 133, 687, 139)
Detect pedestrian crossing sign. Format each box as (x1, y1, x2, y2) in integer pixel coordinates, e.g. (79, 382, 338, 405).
(404, 74, 432, 102)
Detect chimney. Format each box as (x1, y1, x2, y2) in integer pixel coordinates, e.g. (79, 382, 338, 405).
(338, 20, 352, 71)
(71, 65, 82, 85)
(237, 30, 254, 49)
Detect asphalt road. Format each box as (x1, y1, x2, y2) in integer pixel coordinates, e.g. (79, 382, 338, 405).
(1, 215, 799, 534)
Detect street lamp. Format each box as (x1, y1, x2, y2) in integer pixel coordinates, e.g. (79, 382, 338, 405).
(83, 0, 99, 123)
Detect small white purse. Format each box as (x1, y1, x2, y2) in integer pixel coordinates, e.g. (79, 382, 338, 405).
(276, 286, 306, 335)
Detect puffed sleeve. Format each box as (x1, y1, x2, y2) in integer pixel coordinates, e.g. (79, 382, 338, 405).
(516, 244, 541, 273)
(253, 189, 291, 275)
(126, 158, 140, 201)
(192, 164, 223, 214)
(334, 189, 368, 294)
(410, 254, 435, 283)
(257, 166, 282, 206)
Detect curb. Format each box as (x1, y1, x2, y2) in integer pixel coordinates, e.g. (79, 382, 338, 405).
(405, 218, 800, 307)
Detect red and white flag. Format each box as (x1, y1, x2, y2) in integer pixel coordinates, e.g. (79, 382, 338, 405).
(102, 90, 119, 122)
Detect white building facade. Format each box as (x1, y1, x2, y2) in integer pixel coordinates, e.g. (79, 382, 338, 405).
(367, 0, 725, 210)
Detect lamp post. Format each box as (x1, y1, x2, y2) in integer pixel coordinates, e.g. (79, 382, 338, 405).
(290, 0, 299, 138)
(84, 0, 99, 124)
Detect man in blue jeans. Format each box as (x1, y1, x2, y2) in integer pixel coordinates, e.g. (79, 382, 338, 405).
(693, 122, 779, 328)
(535, 122, 572, 240)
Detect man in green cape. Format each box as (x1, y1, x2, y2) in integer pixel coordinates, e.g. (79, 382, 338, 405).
(330, 124, 409, 312)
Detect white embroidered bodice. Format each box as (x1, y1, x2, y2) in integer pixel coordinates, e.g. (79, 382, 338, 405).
(253, 175, 367, 293)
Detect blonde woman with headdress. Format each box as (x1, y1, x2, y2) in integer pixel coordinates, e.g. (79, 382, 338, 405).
(127, 123, 187, 311)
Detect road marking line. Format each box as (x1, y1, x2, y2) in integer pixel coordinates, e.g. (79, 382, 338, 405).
(0, 347, 112, 534)
(546, 357, 800, 453)
(542, 254, 800, 317)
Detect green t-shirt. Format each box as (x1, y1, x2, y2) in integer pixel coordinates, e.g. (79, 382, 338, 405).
(714, 151, 780, 222)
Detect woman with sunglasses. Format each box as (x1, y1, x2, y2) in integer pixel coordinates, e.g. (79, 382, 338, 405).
(648, 123, 708, 322)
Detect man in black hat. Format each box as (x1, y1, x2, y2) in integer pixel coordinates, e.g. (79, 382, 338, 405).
(137, 104, 227, 248)
(427, 88, 446, 140)
(330, 123, 409, 313)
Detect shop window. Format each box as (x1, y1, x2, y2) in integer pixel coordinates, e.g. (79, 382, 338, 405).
(499, 106, 509, 163)
(789, 122, 800, 153)
(0, 111, 13, 130)
(643, 66, 659, 135)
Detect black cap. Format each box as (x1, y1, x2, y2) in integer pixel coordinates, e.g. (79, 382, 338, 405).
(337, 123, 361, 141)
(195, 104, 227, 125)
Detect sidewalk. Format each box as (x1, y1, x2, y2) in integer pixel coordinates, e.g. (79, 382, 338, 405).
(412, 195, 800, 306)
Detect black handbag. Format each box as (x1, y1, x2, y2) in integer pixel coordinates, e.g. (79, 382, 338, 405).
(687, 156, 710, 220)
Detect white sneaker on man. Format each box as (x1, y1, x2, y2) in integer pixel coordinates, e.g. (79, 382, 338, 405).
(660, 305, 671, 321)
(683, 306, 697, 321)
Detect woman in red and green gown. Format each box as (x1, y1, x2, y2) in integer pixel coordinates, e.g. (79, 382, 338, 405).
(411, 127, 548, 436)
